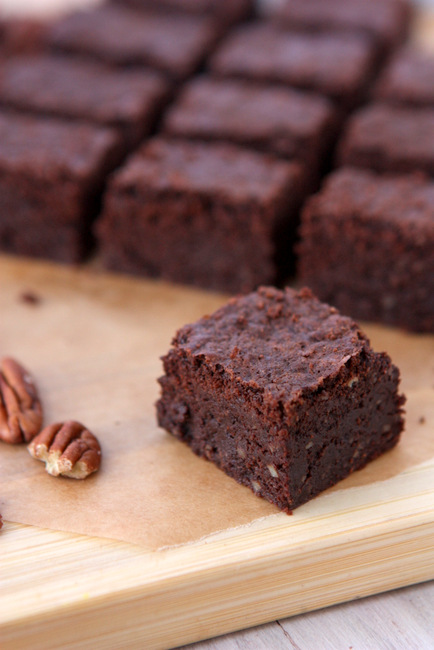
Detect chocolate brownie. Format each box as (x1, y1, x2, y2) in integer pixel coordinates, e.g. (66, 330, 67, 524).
(109, 0, 253, 27)
(157, 286, 405, 512)
(297, 168, 434, 332)
(46, 4, 219, 80)
(269, 0, 412, 54)
(374, 48, 434, 108)
(0, 17, 49, 56)
(0, 110, 122, 262)
(96, 138, 306, 293)
(162, 76, 337, 172)
(337, 104, 434, 177)
(209, 23, 378, 108)
(0, 54, 169, 148)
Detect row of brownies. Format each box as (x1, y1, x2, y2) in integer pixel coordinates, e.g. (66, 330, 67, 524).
(0, 0, 433, 332)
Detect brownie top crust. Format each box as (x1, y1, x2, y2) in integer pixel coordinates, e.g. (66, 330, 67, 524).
(374, 48, 434, 107)
(338, 104, 434, 168)
(0, 17, 49, 56)
(0, 54, 168, 127)
(110, 138, 303, 203)
(0, 110, 119, 181)
(47, 4, 216, 78)
(111, 0, 252, 22)
(118, 0, 245, 14)
(274, 0, 411, 47)
(163, 76, 334, 147)
(210, 23, 376, 101)
(306, 168, 434, 230)
(172, 286, 369, 401)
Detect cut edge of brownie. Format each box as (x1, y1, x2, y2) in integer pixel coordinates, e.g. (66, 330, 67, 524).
(0, 54, 171, 150)
(96, 138, 308, 293)
(157, 286, 405, 512)
(296, 167, 434, 332)
(0, 111, 124, 263)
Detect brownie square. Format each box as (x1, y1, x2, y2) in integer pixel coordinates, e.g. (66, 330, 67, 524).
(0, 54, 169, 149)
(374, 48, 434, 108)
(162, 76, 337, 172)
(0, 17, 49, 57)
(297, 168, 434, 332)
(109, 0, 253, 28)
(157, 286, 405, 512)
(269, 0, 412, 54)
(0, 111, 122, 262)
(46, 4, 219, 80)
(209, 23, 378, 108)
(337, 103, 434, 178)
(96, 138, 306, 293)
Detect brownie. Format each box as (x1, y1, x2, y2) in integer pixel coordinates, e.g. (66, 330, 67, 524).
(374, 48, 434, 108)
(46, 4, 219, 80)
(269, 0, 412, 54)
(162, 76, 337, 172)
(297, 168, 434, 333)
(0, 54, 169, 148)
(109, 0, 253, 28)
(157, 286, 405, 512)
(337, 103, 434, 178)
(0, 17, 49, 56)
(96, 138, 306, 293)
(209, 23, 378, 108)
(0, 110, 122, 262)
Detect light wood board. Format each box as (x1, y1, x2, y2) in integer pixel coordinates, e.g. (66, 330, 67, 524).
(0, 255, 433, 650)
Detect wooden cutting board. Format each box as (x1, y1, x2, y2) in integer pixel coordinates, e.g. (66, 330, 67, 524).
(0, 254, 433, 650)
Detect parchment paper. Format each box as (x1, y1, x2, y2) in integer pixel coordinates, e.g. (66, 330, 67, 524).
(0, 257, 433, 550)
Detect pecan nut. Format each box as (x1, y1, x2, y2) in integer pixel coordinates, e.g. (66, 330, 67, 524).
(0, 357, 43, 444)
(28, 420, 101, 479)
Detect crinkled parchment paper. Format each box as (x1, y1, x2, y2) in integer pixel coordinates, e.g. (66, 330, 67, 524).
(0, 257, 433, 550)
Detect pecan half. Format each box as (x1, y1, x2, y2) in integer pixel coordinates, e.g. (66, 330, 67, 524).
(0, 357, 43, 444)
(28, 420, 101, 479)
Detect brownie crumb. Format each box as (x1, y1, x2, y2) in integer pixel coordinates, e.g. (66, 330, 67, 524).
(19, 291, 42, 306)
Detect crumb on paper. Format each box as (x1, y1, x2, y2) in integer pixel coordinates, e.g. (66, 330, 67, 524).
(19, 290, 42, 306)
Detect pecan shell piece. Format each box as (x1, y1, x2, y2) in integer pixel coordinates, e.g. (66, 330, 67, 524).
(0, 357, 43, 444)
(28, 420, 101, 479)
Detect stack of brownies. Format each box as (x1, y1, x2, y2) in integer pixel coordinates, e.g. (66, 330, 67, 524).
(0, 0, 432, 331)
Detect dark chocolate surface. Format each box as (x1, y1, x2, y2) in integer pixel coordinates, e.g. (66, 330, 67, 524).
(47, 4, 217, 79)
(0, 17, 49, 56)
(338, 103, 434, 176)
(157, 286, 405, 511)
(0, 110, 122, 262)
(110, 0, 253, 25)
(172, 286, 368, 401)
(97, 138, 305, 293)
(108, 136, 302, 203)
(0, 110, 120, 183)
(297, 168, 434, 332)
(374, 48, 434, 107)
(271, 0, 411, 50)
(210, 23, 377, 105)
(163, 76, 336, 167)
(0, 55, 169, 143)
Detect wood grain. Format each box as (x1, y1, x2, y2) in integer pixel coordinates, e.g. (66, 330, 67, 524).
(183, 581, 434, 650)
